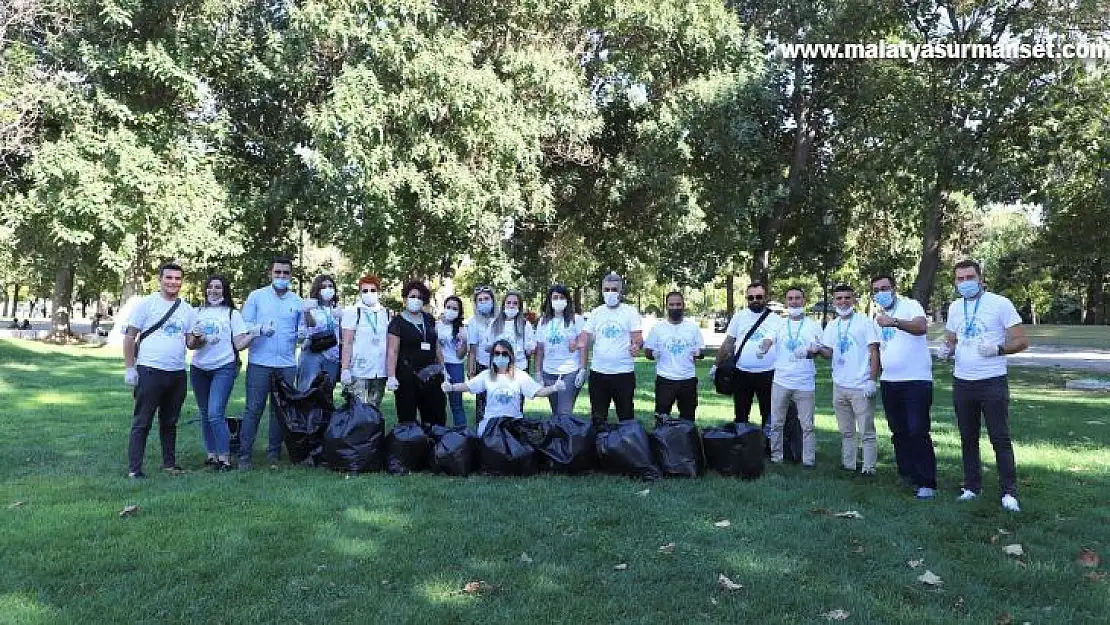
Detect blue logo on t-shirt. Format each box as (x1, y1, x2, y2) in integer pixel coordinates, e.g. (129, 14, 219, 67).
(665, 337, 688, 356)
(881, 327, 896, 342)
(201, 319, 220, 336)
(492, 388, 516, 406)
(163, 319, 185, 336)
(600, 322, 623, 340)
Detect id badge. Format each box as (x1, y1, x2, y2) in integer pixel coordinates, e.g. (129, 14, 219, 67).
(420, 342, 432, 351)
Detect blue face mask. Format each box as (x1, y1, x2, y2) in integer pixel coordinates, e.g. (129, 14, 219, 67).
(957, 280, 981, 299)
(272, 278, 290, 290)
(477, 301, 493, 315)
(873, 291, 894, 309)
(492, 355, 511, 369)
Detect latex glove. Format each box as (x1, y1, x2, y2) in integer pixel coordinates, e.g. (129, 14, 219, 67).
(793, 345, 808, 359)
(863, 380, 878, 398)
(340, 369, 353, 386)
(935, 343, 952, 360)
(205, 334, 220, 345)
(574, 369, 588, 389)
(553, 378, 567, 391)
(124, 367, 139, 387)
(386, 376, 399, 391)
(440, 380, 453, 393)
(977, 342, 1001, 358)
(261, 321, 276, 337)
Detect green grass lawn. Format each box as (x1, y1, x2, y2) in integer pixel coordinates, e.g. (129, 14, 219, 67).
(1, 339, 1108, 624)
(927, 323, 1110, 349)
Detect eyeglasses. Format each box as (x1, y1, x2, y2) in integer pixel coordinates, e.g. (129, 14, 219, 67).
(746, 295, 765, 301)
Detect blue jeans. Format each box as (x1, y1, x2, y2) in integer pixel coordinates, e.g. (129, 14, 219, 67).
(191, 362, 239, 456)
(880, 380, 937, 489)
(240, 363, 297, 463)
(298, 349, 339, 395)
(444, 362, 467, 426)
(543, 370, 582, 419)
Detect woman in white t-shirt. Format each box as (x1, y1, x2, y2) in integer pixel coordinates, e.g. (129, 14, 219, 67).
(442, 339, 565, 436)
(188, 276, 253, 471)
(534, 284, 586, 419)
(481, 290, 536, 371)
(437, 295, 469, 427)
(297, 274, 343, 394)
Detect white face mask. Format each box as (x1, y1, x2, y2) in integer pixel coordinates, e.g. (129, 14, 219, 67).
(603, 292, 620, 307)
(787, 306, 804, 318)
(503, 307, 519, 319)
(361, 292, 379, 307)
(836, 305, 854, 317)
(207, 295, 224, 306)
(444, 308, 459, 322)
(319, 287, 335, 302)
(406, 297, 424, 313)
(551, 298, 568, 312)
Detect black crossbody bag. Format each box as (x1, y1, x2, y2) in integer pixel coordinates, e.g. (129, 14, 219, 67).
(713, 309, 771, 396)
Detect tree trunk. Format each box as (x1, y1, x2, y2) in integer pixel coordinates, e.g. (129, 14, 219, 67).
(51, 261, 76, 338)
(911, 159, 953, 308)
(724, 273, 735, 318)
(1083, 260, 1104, 325)
(8, 283, 19, 317)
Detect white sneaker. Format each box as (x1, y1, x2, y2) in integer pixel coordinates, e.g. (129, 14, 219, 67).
(915, 487, 937, 500)
(957, 488, 978, 502)
(1001, 494, 1021, 512)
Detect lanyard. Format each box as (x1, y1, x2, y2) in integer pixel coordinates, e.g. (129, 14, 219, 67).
(836, 315, 853, 351)
(405, 312, 426, 341)
(962, 296, 981, 337)
(786, 318, 801, 346)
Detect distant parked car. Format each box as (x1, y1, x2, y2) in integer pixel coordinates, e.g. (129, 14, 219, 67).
(713, 312, 730, 333)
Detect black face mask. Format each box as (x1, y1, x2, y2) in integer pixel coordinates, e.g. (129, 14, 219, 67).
(748, 302, 765, 313)
(668, 308, 684, 322)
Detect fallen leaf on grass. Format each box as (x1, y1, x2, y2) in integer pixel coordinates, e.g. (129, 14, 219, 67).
(519, 552, 533, 564)
(907, 559, 924, 569)
(996, 610, 1013, 625)
(709, 597, 718, 606)
(1076, 549, 1100, 568)
(819, 609, 850, 620)
(613, 563, 628, 571)
(917, 570, 943, 586)
(717, 574, 743, 591)
(658, 542, 676, 554)
(714, 519, 731, 528)
(119, 505, 140, 518)
(997, 528, 1012, 535)
(8, 501, 25, 509)
(1002, 544, 1025, 557)
(462, 581, 497, 595)
(851, 545, 864, 554)
(636, 489, 650, 497)
(834, 511, 862, 519)
(1084, 571, 1106, 582)
(809, 507, 831, 516)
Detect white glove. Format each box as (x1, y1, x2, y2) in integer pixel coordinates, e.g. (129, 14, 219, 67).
(977, 342, 1001, 358)
(191, 322, 205, 337)
(863, 380, 878, 398)
(124, 367, 139, 387)
(440, 380, 453, 393)
(935, 343, 952, 360)
(553, 378, 567, 391)
(574, 369, 588, 389)
(261, 321, 276, 337)
(386, 376, 399, 391)
(793, 345, 808, 359)
(340, 369, 353, 386)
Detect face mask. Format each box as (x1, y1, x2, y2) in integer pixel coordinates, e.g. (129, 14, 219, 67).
(503, 307, 519, 319)
(477, 301, 493, 315)
(603, 292, 620, 307)
(551, 299, 568, 312)
(957, 280, 981, 299)
(207, 296, 224, 306)
(272, 278, 290, 290)
(444, 309, 459, 322)
(361, 292, 379, 306)
(492, 355, 511, 369)
(667, 308, 684, 322)
(836, 305, 854, 317)
(748, 302, 765, 313)
(406, 297, 423, 313)
(873, 291, 894, 309)
(319, 288, 335, 302)
(787, 306, 804, 318)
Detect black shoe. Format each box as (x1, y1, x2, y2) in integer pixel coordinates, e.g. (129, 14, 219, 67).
(204, 458, 218, 467)
(215, 461, 234, 472)
(802, 464, 816, 471)
(127, 471, 146, 479)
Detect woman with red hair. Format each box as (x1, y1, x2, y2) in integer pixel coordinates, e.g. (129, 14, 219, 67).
(340, 275, 391, 408)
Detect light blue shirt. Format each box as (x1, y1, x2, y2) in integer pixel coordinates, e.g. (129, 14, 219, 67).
(242, 285, 303, 368)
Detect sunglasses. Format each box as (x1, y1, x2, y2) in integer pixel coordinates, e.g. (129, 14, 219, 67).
(492, 351, 512, 357)
(746, 295, 765, 301)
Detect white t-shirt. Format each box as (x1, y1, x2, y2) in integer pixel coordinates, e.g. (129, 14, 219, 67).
(436, 320, 466, 365)
(725, 309, 784, 373)
(467, 370, 543, 435)
(583, 303, 642, 375)
(128, 294, 197, 372)
(466, 314, 496, 367)
(770, 316, 823, 391)
(877, 297, 933, 382)
(821, 312, 880, 390)
(945, 291, 1022, 381)
(191, 306, 248, 371)
(644, 319, 704, 381)
(481, 318, 536, 370)
(341, 304, 389, 379)
(536, 314, 585, 375)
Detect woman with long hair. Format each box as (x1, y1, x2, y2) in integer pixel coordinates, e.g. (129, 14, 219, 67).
(465, 285, 498, 422)
(188, 275, 253, 471)
(437, 295, 468, 426)
(534, 284, 586, 418)
(296, 274, 343, 394)
(481, 290, 536, 372)
(442, 339, 564, 436)
(386, 280, 447, 425)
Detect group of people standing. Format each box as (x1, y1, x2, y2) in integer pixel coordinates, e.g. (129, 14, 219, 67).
(121, 257, 1030, 513)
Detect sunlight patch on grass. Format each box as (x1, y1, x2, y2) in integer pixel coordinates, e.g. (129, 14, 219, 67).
(327, 536, 380, 558)
(0, 592, 60, 624)
(344, 506, 412, 529)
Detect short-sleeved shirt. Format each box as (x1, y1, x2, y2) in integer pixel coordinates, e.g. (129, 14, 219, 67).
(945, 291, 1022, 381)
(191, 306, 247, 370)
(644, 319, 705, 381)
(481, 318, 536, 371)
(388, 311, 438, 374)
(467, 370, 543, 435)
(242, 286, 303, 368)
(770, 316, 824, 391)
(128, 294, 197, 372)
(465, 314, 496, 367)
(341, 304, 389, 379)
(436, 320, 466, 365)
(821, 312, 880, 390)
(726, 309, 784, 373)
(876, 297, 932, 382)
(583, 303, 642, 374)
(536, 314, 585, 375)
(300, 305, 342, 363)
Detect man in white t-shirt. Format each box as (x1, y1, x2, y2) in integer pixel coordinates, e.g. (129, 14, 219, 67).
(767, 286, 823, 466)
(579, 272, 643, 423)
(340, 275, 390, 408)
(122, 262, 198, 478)
(816, 284, 881, 475)
(938, 259, 1029, 512)
(714, 282, 783, 426)
(644, 291, 705, 421)
(870, 273, 937, 500)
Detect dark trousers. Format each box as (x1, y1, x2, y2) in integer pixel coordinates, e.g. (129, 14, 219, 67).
(881, 380, 937, 489)
(589, 371, 637, 422)
(395, 371, 447, 426)
(654, 376, 698, 421)
(473, 363, 489, 424)
(733, 370, 773, 425)
(953, 375, 1017, 496)
(128, 365, 187, 473)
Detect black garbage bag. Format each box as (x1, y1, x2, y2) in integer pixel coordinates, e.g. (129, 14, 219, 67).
(226, 417, 242, 455)
(324, 394, 385, 472)
(783, 402, 803, 464)
(270, 371, 334, 465)
(596, 420, 660, 480)
(426, 425, 478, 476)
(702, 422, 765, 479)
(478, 418, 538, 476)
(650, 416, 705, 478)
(528, 416, 597, 474)
(386, 422, 432, 475)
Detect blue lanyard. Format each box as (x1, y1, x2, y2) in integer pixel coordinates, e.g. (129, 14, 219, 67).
(962, 297, 981, 337)
(786, 318, 801, 346)
(837, 315, 853, 350)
